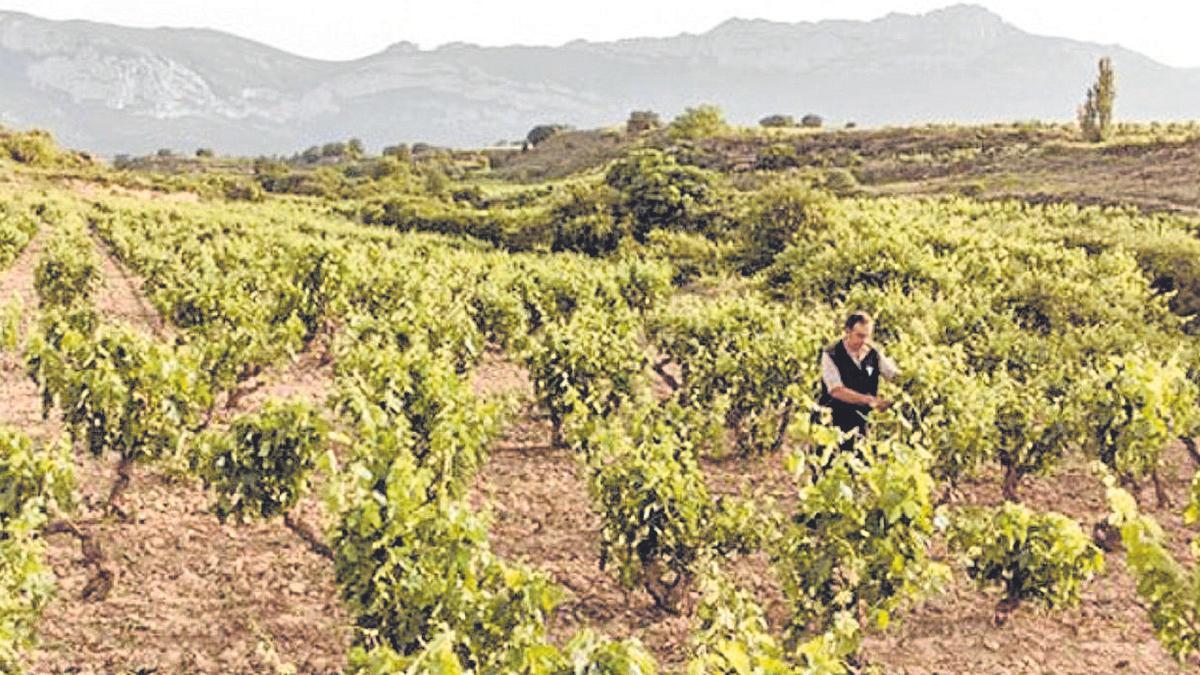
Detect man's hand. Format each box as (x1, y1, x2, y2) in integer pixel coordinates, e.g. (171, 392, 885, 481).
(869, 397, 894, 412)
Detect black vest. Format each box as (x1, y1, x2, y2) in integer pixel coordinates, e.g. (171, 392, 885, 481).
(818, 340, 880, 431)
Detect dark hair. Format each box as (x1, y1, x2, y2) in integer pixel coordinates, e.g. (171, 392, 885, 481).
(844, 311, 873, 331)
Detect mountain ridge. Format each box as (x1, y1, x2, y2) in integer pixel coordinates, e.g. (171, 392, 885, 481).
(1, 4, 1197, 156)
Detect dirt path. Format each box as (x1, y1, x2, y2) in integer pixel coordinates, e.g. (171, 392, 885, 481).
(18, 223, 351, 674)
(0, 228, 58, 441)
(222, 334, 336, 419)
(91, 234, 171, 338)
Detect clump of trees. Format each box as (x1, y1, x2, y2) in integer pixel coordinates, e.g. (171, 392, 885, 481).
(297, 138, 366, 164)
(760, 114, 796, 128)
(1078, 57, 1115, 142)
(801, 113, 824, 128)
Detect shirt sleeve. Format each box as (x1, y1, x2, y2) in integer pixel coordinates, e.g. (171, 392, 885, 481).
(821, 351, 844, 391)
(878, 351, 900, 381)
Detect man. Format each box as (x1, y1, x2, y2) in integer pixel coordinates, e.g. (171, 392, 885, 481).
(817, 311, 900, 446)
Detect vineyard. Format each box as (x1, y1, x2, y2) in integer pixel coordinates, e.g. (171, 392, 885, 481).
(3, 125, 1200, 673)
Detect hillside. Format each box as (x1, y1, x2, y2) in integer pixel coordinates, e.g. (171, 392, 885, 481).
(1, 120, 1200, 673)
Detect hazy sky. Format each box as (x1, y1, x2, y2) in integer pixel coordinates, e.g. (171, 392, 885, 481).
(2, 1, 1197, 67)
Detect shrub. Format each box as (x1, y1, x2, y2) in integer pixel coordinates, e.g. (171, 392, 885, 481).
(1, 131, 61, 166)
(550, 182, 628, 255)
(585, 403, 765, 611)
(801, 114, 824, 128)
(195, 399, 327, 522)
(669, 104, 729, 140)
(738, 178, 833, 273)
(773, 440, 947, 637)
(949, 503, 1103, 617)
(223, 178, 264, 202)
(755, 143, 800, 170)
(604, 149, 726, 241)
(822, 168, 859, 195)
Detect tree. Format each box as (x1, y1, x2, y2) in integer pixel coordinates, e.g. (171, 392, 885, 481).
(759, 114, 796, 128)
(195, 147, 215, 159)
(300, 145, 322, 163)
(626, 110, 661, 133)
(669, 104, 728, 140)
(801, 113, 824, 128)
(526, 124, 570, 146)
(1078, 57, 1116, 142)
(382, 144, 412, 162)
(347, 138, 366, 159)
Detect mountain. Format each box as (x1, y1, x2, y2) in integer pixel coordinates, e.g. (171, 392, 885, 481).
(2, 4, 1198, 156)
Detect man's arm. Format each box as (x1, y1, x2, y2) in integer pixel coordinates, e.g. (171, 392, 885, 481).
(829, 386, 881, 407)
(878, 351, 901, 381)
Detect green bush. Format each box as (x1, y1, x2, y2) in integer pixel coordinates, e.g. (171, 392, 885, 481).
(773, 440, 947, 637)
(949, 503, 1103, 614)
(604, 149, 727, 241)
(822, 168, 859, 195)
(1, 130, 66, 166)
(196, 399, 328, 522)
(756, 143, 800, 171)
(549, 182, 628, 255)
(738, 178, 833, 274)
(669, 104, 729, 140)
(222, 178, 264, 202)
(585, 403, 766, 611)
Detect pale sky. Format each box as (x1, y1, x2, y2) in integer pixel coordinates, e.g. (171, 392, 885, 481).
(2, 1, 1197, 67)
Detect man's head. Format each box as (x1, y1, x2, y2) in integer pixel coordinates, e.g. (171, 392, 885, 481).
(842, 311, 873, 353)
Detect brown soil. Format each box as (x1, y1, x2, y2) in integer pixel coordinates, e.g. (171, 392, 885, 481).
(30, 456, 349, 675)
(220, 336, 336, 420)
(0, 225, 351, 674)
(91, 235, 173, 339)
(0, 229, 58, 442)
